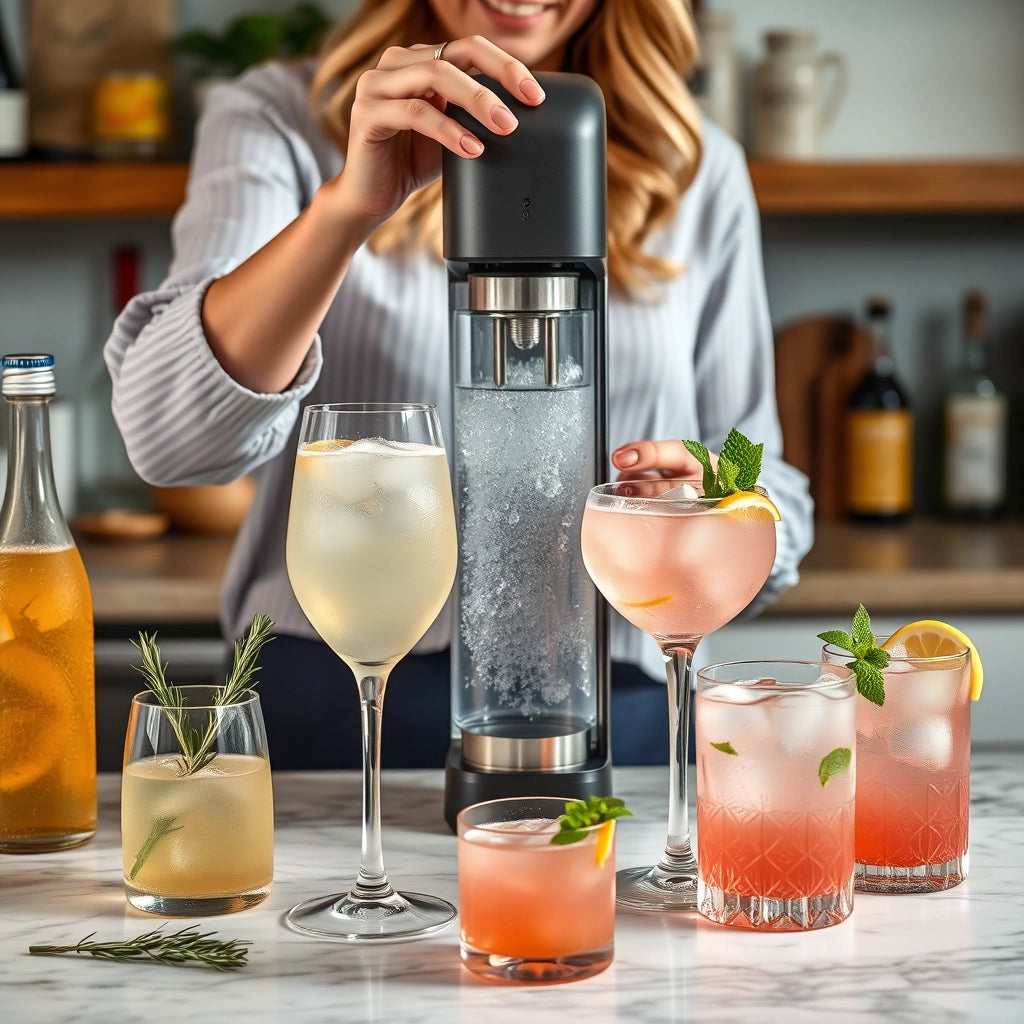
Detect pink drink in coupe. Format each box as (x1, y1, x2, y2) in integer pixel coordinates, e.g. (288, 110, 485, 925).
(581, 464, 779, 912)
(581, 488, 777, 640)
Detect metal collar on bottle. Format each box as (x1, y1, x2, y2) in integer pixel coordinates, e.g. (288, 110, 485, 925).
(2, 354, 56, 397)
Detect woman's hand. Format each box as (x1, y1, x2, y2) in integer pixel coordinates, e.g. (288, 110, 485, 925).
(333, 35, 545, 225)
(611, 440, 718, 482)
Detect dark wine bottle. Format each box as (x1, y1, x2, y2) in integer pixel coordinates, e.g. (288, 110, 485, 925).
(844, 296, 914, 523)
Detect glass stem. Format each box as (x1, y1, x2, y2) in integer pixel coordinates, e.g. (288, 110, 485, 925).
(661, 640, 701, 868)
(351, 673, 395, 901)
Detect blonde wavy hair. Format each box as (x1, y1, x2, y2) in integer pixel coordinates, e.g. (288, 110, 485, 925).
(312, 0, 702, 296)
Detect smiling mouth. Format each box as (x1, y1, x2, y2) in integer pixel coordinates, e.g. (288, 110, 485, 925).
(481, 0, 551, 19)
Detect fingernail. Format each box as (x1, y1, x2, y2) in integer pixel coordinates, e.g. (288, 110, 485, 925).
(617, 449, 639, 467)
(520, 79, 545, 102)
(460, 134, 484, 155)
(491, 106, 518, 131)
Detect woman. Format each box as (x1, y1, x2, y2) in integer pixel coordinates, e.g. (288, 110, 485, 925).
(106, 0, 813, 767)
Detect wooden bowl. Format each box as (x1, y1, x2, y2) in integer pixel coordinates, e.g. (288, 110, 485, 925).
(151, 477, 254, 533)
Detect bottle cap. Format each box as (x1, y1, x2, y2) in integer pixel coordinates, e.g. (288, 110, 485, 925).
(2, 354, 57, 397)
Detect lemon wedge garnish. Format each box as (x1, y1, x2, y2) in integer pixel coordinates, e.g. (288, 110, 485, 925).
(715, 490, 782, 521)
(594, 820, 615, 867)
(883, 620, 983, 701)
(304, 438, 354, 452)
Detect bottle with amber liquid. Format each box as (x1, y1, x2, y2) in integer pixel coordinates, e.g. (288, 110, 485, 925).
(844, 296, 914, 523)
(943, 289, 1008, 519)
(0, 354, 96, 852)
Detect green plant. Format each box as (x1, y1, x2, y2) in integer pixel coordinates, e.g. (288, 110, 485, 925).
(174, 2, 332, 79)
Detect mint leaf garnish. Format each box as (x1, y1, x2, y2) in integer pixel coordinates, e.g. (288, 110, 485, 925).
(710, 741, 738, 755)
(817, 604, 890, 707)
(818, 747, 852, 787)
(549, 796, 633, 846)
(720, 428, 764, 491)
(682, 427, 764, 500)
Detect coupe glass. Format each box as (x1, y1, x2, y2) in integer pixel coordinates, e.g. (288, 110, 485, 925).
(284, 403, 458, 941)
(581, 478, 777, 911)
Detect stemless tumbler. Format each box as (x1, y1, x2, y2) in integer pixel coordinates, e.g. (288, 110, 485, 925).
(824, 639, 972, 892)
(458, 797, 616, 984)
(121, 686, 274, 915)
(695, 660, 856, 930)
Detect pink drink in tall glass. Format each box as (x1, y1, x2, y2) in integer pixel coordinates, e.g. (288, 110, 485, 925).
(824, 640, 971, 892)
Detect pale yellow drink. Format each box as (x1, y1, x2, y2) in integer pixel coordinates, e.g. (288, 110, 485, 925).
(121, 753, 273, 899)
(286, 438, 457, 669)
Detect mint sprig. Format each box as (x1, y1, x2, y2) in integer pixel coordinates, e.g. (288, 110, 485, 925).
(818, 747, 852, 787)
(817, 604, 889, 707)
(682, 427, 764, 500)
(710, 740, 738, 755)
(549, 796, 633, 846)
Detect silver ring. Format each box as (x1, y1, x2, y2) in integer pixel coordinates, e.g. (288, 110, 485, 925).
(433, 42, 448, 61)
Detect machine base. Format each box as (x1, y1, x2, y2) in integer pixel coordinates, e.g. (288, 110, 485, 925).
(443, 739, 613, 831)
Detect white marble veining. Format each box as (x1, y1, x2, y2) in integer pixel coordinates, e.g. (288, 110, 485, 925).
(1, 755, 1021, 1024)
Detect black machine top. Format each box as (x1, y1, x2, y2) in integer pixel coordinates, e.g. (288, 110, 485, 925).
(442, 72, 607, 264)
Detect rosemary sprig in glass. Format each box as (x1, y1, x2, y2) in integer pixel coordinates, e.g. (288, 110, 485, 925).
(29, 925, 250, 971)
(131, 612, 274, 778)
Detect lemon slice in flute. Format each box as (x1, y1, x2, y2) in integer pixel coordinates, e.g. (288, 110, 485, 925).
(883, 620, 984, 701)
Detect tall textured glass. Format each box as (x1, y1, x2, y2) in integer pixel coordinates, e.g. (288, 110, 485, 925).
(0, 354, 96, 852)
(285, 403, 458, 941)
(824, 639, 971, 892)
(695, 660, 856, 930)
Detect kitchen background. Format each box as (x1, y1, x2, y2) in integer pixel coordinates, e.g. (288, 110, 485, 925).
(0, 0, 1021, 762)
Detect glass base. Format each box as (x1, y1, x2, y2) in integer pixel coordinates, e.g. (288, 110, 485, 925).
(285, 890, 457, 943)
(0, 828, 94, 854)
(461, 944, 612, 984)
(125, 883, 271, 916)
(616, 860, 698, 912)
(855, 852, 968, 893)
(698, 878, 853, 930)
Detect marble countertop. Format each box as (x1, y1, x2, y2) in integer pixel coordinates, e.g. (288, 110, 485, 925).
(2, 755, 1022, 1024)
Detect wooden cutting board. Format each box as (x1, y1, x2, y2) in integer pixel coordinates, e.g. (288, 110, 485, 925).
(774, 315, 873, 519)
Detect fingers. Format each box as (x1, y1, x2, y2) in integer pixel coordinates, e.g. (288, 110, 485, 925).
(611, 440, 712, 481)
(417, 35, 546, 107)
(356, 58, 521, 151)
(352, 36, 545, 159)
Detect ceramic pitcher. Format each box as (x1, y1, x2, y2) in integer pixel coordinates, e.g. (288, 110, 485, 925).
(751, 30, 847, 159)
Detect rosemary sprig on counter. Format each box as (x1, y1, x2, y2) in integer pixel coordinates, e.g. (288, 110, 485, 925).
(131, 612, 274, 778)
(29, 925, 251, 971)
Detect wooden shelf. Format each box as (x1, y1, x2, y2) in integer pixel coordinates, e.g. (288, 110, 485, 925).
(0, 162, 189, 218)
(749, 159, 1024, 215)
(0, 159, 1023, 218)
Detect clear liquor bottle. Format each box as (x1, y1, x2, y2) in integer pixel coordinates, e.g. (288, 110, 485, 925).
(844, 296, 914, 523)
(943, 289, 1008, 518)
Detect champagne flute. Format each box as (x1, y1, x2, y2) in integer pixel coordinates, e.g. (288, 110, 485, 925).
(581, 478, 778, 910)
(285, 403, 458, 941)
